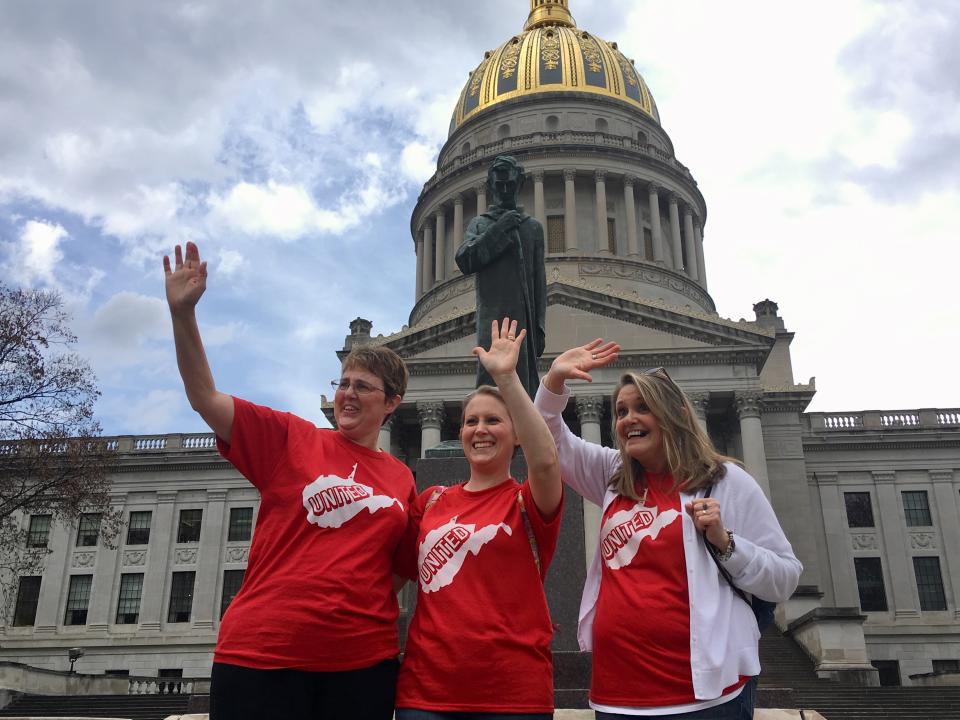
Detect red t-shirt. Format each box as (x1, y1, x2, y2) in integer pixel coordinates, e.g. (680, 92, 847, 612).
(214, 397, 416, 671)
(396, 479, 562, 713)
(591, 473, 746, 707)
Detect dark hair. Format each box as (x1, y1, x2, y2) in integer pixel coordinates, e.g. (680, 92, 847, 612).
(342, 345, 409, 400)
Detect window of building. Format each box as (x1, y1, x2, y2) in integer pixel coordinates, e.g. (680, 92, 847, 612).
(933, 659, 960, 674)
(638, 130, 648, 145)
(167, 571, 195, 623)
(64, 574, 93, 625)
(643, 227, 654, 259)
(13, 576, 42, 626)
(872, 660, 901, 686)
(115, 573, 144, 624)
(606, 218, 617, 253)
(126, 511, 152, 545)
(547, 215, 565, 253)
(844, 492, 874, 528)
(854, 557, 888, 612)
(497, 123, 510, 140)
(228, 508, 253, 542)
(914, 556, 947, 611)
(27, 514, 52, 548)
(177, 509, 202, 543)
(902, 491, 932, 526)
(105, 670, 130, 676)
(545, 115, 559, 131)
(220, 569, 246, 619)
(595, 117, 608, 133)
(76, 513, 101, 547)
(158, 668, 183, 678)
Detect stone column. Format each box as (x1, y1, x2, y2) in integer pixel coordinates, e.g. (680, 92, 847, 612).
(475, 184, 487, 217)
(735, 393, 770, 498)
(33, 520, 72, 633)
(434, 208, 446, 284)
(694, 220, 707, 289)
(595, 170, 609, 254)
(682, 206, 699, 281)
(415, 233, 424, 299)
(418, 401, 444, 458)
(452, 194, 464, 277)
(874, 471, 920, 618)
(624, 176, 639, 257)
(576, 395, 605, 571)
(378, 414, 396, 456)
(86, 494, 126, 632)
(648, 183, 665, 265)
(422, 224, 434, 291)
(814, 473, 860, 606)
(687, 392, 709, 434)
(668, 194, 683, 270)
(931, 471, 960, 618)
(563, 169, 578, 252)
(532, 170, 546, 229)
(139, 491, 177, 631)
(193, 489, 227, 630)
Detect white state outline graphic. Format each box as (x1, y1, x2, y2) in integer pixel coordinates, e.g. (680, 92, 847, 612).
(418, 516, 512, 593)
(599, 500, 681, 569)
(301, 464, 403, 529)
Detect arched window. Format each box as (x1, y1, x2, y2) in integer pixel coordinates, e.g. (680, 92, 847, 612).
(546, 115, 559, 131)
(461, 141, 471, 155)
(497, 123, 511, 140)
(596, 118, 609, 133)
(637, 130, 648, 145)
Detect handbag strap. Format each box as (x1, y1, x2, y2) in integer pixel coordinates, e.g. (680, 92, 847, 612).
(516, 489, 543, 576)
(703, 485, 751, 607)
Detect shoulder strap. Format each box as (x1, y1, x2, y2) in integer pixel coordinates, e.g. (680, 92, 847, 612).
(516, 489, 543, 576)
(703, 485, 751, 606)
(423, 486, 446, 513)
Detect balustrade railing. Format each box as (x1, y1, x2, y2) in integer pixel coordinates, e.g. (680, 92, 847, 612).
(128, 676, 209, 695)
(807, 408, 960, 432)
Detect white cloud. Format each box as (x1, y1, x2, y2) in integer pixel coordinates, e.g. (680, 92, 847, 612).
(217, 248, 245, 276)
(400, 142, 438, 184)
(15, 220, 68, 285)
(109, 389, 184, 434)
(210, 181, 320, 239)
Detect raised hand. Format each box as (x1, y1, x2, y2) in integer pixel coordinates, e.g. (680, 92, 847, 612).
(473, 317, 526, 381)
(544, 339, 620, 392)
(163, 241, 207, 314)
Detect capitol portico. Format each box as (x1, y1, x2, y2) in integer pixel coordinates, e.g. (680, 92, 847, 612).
(2, 0, 960, 696)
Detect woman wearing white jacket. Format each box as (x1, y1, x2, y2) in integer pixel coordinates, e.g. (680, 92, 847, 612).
(534, 339, 802, 720)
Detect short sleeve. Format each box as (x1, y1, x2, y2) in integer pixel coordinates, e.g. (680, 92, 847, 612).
(391, 481, 424, 582)
(216, 397, 300, 491)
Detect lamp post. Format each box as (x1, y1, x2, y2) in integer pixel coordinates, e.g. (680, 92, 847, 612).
(68, 647, 84, 673)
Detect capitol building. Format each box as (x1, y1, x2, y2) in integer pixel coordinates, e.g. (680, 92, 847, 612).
(3, 0, 959, 694)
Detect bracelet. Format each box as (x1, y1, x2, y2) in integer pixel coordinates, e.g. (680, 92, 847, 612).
(715, 530, 735, 562)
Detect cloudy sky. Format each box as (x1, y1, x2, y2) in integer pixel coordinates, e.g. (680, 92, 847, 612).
(1, 0, 957, 436)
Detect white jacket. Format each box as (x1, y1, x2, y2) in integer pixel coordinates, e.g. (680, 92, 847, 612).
(534, 382, 802, 700)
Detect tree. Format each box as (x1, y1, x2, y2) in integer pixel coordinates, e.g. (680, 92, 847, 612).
(0, 284, 118, 622)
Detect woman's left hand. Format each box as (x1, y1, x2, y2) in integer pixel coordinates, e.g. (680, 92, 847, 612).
(685, 498, 730, 552)
(473, 317, 526, 380)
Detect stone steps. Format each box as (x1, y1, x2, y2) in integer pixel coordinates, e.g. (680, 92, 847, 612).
(0, 694, 188, 720)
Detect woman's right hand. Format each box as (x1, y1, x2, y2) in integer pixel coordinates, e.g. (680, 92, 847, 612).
(163, 241, 207, 314)
(543, 339, 620, 394)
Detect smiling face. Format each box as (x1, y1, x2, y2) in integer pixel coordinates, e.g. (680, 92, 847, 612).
(333, 366, 399, 446)
(614, 383, 667, 473)
(460, 392, 517, 473)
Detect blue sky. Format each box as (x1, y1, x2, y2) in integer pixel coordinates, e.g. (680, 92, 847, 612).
(1, 0, 958, 436)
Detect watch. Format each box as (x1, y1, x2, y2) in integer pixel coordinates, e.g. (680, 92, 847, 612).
(716, 530, 735, 562)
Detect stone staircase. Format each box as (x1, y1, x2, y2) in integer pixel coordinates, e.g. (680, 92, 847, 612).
(0, 692, 189, 719)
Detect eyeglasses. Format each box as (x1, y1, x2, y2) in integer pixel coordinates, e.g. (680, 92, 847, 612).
(331, 379, 387, 395)
(644, 366, 673, 381)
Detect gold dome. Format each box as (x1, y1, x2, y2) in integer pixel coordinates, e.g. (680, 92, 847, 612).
(450, 1, 659, 134)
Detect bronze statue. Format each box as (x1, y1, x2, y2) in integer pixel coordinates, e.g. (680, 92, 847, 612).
(456, 156, 546, 398)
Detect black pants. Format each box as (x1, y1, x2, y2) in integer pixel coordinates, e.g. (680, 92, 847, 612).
(210, 658, 399, 720)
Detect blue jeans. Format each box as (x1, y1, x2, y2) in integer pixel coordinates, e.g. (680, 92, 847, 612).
(395, 711, 552, 720)
(595, 676, 757, 720)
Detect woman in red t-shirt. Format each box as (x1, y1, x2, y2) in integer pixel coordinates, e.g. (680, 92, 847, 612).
(395, 318, 563, 720)
(164, 242, 417, 720)
(533, 340, 802, 720)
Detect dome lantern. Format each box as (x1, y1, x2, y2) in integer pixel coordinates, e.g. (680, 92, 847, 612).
(525, 0, 576, 30)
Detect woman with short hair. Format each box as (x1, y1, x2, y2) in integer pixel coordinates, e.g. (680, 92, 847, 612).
(164, 242, 416, 720)
(534, 340, 802, 720)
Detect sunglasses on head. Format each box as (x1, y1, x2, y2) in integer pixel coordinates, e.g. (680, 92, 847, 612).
(643, 366, 673, 381)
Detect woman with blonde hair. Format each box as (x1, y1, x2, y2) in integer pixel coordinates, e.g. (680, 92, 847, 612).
(534, 340, 801, 720)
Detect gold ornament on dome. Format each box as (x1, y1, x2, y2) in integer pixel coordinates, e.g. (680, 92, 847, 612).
(578, 32, 603, 73)
(616, 51, 638, 87)
(469, 54, 491, 97)
(541, 30, 561, 70)
(500, 38, 523, 79)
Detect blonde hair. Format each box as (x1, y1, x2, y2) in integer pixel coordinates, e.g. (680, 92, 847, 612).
(609, 371, 734, 499)
(461, 385, 508, 424)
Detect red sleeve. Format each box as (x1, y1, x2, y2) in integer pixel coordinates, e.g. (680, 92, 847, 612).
(520, 481, 564, 578)
(391, 480, 422, 581)
(216, 397, 300, 491)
